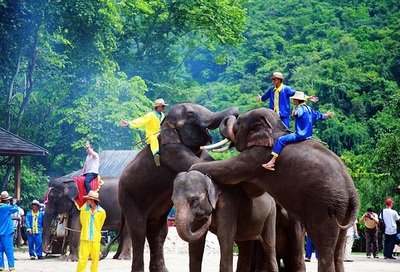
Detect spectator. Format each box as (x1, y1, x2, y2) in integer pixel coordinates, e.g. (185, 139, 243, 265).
(381, 198, 400, 259)
(344, 220, 359, 262)
(305, 232, 318, 262)
(0, 191, 18, 271)
(359, 207, 379, 258)
(11, 199, 25, 247)
(25, 200, 45, 260)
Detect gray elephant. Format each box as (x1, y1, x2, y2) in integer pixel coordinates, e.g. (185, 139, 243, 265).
(172, 170, 278, 272)
(42, 176, 131, 261)
(118, 103, 239, 272)
(190, 108, 359, 272)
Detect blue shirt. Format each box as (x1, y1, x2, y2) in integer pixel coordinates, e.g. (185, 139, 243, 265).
(294, 104, 325, 140)
(261, 84, 295, 118)
(0, 203, 19, 235)
(26, 209, 45, 234)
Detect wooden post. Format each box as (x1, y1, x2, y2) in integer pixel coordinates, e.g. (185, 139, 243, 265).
(14, 155, 21, 200)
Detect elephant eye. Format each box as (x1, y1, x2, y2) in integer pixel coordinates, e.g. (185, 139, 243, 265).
(189, 196, 199, 208)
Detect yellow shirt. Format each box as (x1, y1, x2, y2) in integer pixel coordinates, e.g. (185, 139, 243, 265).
(79, 203, 106, 242)
(129, 111, 165, 140)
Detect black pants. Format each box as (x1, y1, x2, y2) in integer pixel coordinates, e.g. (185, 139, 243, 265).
(364, 227, 378, 256)
(383, 233, 397, 258)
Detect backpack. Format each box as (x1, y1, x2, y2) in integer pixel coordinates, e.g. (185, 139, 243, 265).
(379, 211, 386, 233)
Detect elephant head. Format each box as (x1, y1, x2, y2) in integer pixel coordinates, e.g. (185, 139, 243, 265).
(42, 178, 78, 254)
(219, 108, 289, 152)
(160, 103, 239, 149)
(172, 170, 220, 242)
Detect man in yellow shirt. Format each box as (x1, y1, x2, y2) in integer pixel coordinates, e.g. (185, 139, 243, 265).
(76, 191, 106, 272)
(120, 98, 168, 166)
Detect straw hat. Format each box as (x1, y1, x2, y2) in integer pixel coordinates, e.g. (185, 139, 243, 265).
(83, 190, 100, 201)
(154, 98, 169, 108)
(290, 91, 307, 101)
(270, 72, 284, 80)
(0, 191, 13, 201)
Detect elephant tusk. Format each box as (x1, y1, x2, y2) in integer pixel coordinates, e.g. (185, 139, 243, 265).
(200, 138, 229, 150)
(211, 145, 230, 153)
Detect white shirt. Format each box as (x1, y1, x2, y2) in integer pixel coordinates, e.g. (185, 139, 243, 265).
(382, 208, 400, 235)
(346, 220, 357, 237)
(12, 206, 24, 228)
(83, 151, 99, 174)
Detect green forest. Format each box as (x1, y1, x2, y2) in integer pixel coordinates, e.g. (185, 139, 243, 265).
(1, 0, 399, 215)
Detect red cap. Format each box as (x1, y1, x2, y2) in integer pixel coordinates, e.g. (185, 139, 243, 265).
(386, 198, 394, 206)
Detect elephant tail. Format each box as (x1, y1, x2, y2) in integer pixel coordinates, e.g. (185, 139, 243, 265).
(100, 212, 125, 260)
(329, 193, 359, 230)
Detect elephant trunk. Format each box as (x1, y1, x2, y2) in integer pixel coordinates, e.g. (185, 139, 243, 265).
(42, 211, 56, 253)
(202, 107, 239, 130)
(175, 203, 211, 243)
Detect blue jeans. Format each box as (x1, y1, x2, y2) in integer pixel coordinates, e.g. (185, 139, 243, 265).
(84, 173, 98, 194)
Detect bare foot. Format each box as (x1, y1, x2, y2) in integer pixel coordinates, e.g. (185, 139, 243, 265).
(262, 163, 275, 171)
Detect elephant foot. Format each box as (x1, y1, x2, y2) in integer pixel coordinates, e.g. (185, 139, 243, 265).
(114, 252, 131, 260)
(65, 254, 78, 262)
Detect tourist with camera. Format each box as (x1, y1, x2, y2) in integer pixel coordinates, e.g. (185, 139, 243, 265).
(360, 207, 379, 258)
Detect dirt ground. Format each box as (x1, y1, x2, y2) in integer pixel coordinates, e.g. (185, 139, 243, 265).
(6, 228, 400, 271)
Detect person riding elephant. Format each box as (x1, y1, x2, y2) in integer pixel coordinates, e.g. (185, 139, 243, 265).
(42, 176, 131, 261)
(118, 103, 239, 272)
(190, 107, 359, 272)
(172, 170, 278, 272)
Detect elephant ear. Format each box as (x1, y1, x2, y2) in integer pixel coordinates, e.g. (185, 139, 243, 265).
(204, 175, 221, 210)
(64, 180, 78, 202)
(159, 118, 182, 145)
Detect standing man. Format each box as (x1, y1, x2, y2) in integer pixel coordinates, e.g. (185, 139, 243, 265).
(256, 72, 318, 128)
(0, 191, 18, 271)
(381, 198, 400, 259)
(344, 220, 359, 262)
(25, 200, 45, 260)
(359, 207, 379, 258)
(119, 98, 168, 167)
(81, 141, 99, 195)
(262, 91, 333, 170)
(76, 190, 106, 272)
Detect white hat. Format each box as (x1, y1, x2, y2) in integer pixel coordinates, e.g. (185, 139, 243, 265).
(154, 98, 169, 107)
(83, 190, 100, 201)
(31, 199, 41, 206)
(270, 72, 284, 80)
(0, 191, 13, 201)
(290, 91, 307, 101)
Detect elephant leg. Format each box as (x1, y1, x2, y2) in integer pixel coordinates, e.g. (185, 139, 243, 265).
(113, 224, 132, 260)
(123, 202, 147, 272)
(236, 241, 255, 272)
(333, 229, 347, 272)
(189, 235, 206, 272)
(147, 215, 169, 272)
(67, 213, 80, 261)
(308, 223, 339, 272)
(285, 220, 305, 272)
(260, 214, 279, 272)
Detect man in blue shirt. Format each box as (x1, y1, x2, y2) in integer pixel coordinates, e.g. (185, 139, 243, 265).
(256, 72, 318, 128)
(262, 91, 333, 170)
(0, 191, 18, 271)
(25, 200, 45, 260)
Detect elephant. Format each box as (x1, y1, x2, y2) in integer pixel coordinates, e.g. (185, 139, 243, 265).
(172, 170, 278, 272)
(42, 176, 131, 261)
(190, 107, 359, 272)
(118, 103, 239, 272)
